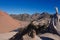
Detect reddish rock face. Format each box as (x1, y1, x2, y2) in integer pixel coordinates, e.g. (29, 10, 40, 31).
(0, 11, 21, 33)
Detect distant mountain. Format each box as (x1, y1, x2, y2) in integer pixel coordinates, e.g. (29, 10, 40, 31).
(10, 14, 31, 21)
(31, 13, 41, 20)
(10, 12, 51, 21)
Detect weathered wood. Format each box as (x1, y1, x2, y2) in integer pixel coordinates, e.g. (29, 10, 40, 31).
(52, 7, 60, 35)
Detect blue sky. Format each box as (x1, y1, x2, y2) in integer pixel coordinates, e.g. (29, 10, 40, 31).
(0, 0, 60, 14)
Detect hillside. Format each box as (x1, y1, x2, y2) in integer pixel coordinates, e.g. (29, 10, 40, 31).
(0, 11, 21, 33)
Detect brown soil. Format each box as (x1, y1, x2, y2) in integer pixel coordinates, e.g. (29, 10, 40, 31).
(0, 11, 21, 33)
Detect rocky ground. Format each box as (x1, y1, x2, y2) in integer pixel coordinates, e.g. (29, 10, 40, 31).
(0, 12, 60, 40)
(0, 32, 17, 40)
(0, 32, 60, 40)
